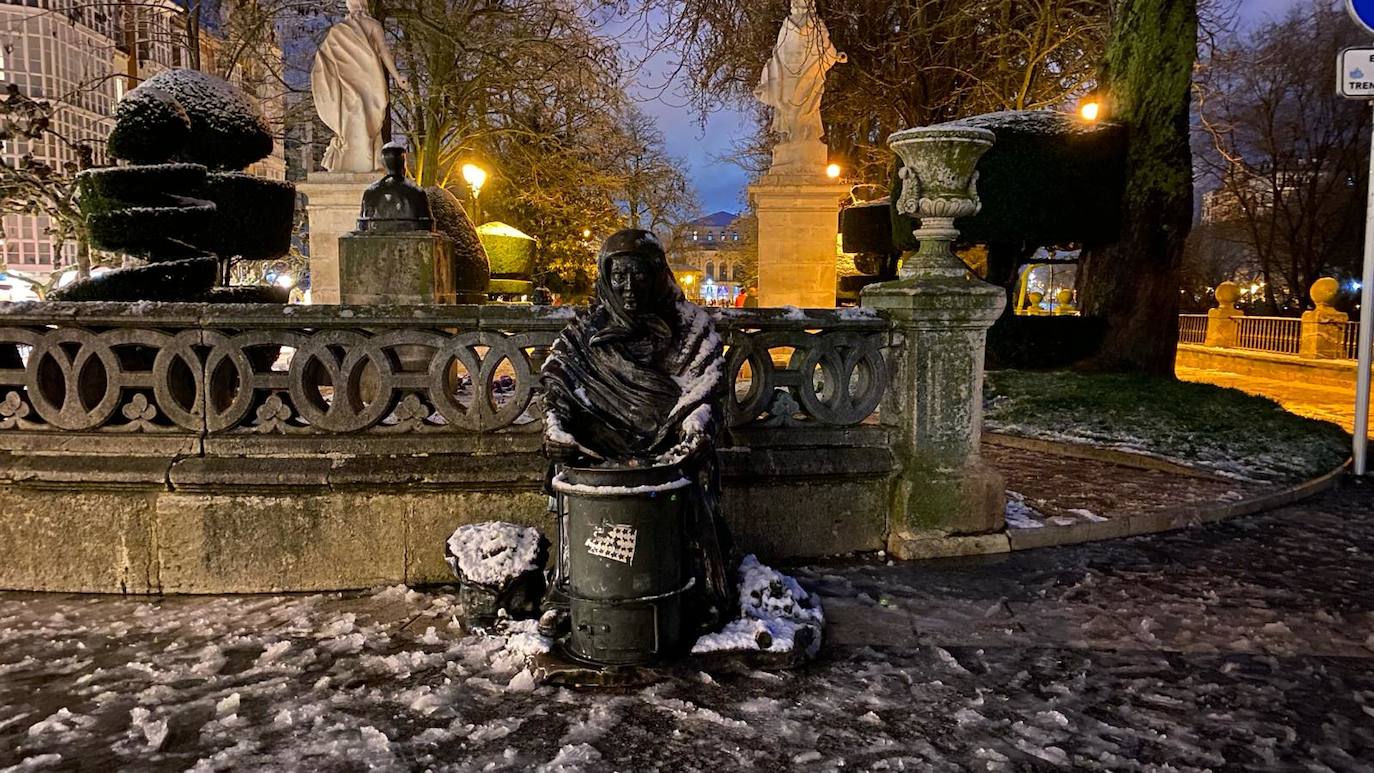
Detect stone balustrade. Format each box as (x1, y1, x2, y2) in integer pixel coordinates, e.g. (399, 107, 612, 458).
(0, 301, 936, 593)
(0, 303, 890, 450)
(1183, 278, 1359, 362)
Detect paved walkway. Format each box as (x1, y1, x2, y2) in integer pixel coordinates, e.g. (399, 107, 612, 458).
(4, 483, 1374, 771)
(1178, 365, 1372, 436)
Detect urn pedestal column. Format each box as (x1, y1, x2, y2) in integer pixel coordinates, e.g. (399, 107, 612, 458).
(861, 126, 1006, 559)
(300, 171, 375, 304)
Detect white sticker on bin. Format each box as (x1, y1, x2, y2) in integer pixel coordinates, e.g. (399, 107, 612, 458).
(585, 523, 637, 565)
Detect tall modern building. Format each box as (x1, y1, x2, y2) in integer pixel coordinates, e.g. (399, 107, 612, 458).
(0, 0, 285, 285)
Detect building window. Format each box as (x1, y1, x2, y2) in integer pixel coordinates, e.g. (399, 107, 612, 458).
(705, 262, 714, 281)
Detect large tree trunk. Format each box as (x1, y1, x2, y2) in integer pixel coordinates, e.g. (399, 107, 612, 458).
(1077, 0, 1196, 375)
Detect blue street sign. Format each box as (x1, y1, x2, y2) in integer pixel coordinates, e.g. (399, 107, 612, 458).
(1350, 0, 1374, 35)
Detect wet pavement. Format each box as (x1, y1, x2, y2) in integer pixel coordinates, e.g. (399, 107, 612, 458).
(3, 481, 1374, 772)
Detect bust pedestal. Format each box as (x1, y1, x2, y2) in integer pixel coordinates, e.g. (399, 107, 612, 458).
(338, 231, 486, 304)
(749, 155, 847, 309)
(300, 171, 376, 304)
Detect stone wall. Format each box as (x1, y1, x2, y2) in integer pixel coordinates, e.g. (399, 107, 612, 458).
(0, 303, 897, 592)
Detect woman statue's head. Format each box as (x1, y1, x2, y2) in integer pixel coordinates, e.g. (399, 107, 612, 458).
(594, 229, 678, 338)
(345, 0, 369, 15)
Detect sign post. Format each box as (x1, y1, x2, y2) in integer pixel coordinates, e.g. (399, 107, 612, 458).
(1341, 1, 1374, 473)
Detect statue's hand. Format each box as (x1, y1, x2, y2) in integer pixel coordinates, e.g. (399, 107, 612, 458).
(544, 435, 581, 464)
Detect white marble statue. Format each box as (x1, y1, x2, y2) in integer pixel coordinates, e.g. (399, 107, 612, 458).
(754, 0, 846, 145)
(311, 0, 407, 173)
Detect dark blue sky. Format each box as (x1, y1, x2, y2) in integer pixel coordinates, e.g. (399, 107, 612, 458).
(638, 0, 1309, 216)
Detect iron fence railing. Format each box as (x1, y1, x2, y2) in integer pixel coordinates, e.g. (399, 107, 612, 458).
(1235, 316, 1301, 355)
(1178, 314, 1208, 344)
(1345, 321, 1362, 360)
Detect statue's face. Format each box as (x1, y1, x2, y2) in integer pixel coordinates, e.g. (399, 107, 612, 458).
(790, 0, 814, 15)
(381, 149, 405, 176)
(345, 0, 368, 14)
(609, 255, 655, 316)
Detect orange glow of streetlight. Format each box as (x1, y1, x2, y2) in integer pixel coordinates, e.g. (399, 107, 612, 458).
(1079, 100, 1100, 122)
(826, 163, 842, 179)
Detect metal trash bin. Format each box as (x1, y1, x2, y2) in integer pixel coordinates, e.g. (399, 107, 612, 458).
(552, 463, 694, 666)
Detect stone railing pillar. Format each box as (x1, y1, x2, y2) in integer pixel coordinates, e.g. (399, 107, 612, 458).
(1300, 277, 1348, 359)
(1204, 281, 1243, 347)
(862, 124, 1006, 559)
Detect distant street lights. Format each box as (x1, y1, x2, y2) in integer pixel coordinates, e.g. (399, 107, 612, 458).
(461, 162, 487, 224)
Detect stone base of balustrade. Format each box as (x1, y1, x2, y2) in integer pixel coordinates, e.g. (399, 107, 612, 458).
(0, 441, 893, 594)
(885, 461, 1007, 561)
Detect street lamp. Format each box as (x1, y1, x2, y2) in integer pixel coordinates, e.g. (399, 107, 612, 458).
(826, 163, 842, 179)
(461, 162, 488, 223)
(1079, 100, 1100, 121)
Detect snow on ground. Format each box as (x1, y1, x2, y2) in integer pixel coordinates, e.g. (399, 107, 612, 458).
(1003, 490, 1044, 529)
(4, 485, 1374, 770)
(692, 554, 824, 657)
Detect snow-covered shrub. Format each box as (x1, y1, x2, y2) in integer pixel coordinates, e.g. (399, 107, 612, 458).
(444, 522, 549, 623)
(124, 69, 274, 171)
(106, 87, 191, 165)
(197, 172, 296, 260)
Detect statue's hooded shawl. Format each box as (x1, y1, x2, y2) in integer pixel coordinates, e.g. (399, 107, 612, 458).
(542, 234, 724, 461)
(541, 230, 736, 630)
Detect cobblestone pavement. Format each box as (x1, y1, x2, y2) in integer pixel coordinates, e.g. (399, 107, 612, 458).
(4, 483, 1374, 772)
(1178, 365, 1371, 436)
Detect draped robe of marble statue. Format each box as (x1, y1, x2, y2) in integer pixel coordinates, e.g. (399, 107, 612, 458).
(754, 0, 847, 145)
(541, 229, 736, 632)
(311, 0, 407, 173)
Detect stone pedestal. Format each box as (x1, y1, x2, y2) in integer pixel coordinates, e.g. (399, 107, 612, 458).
(1204, 281, 1243, 348)
(338, 231, 479, 304)
(863, 276, 1006, 556)
(1301, 277, 1348, 359)
(300, 172, 374, 304)
(750, 166, 848, 309)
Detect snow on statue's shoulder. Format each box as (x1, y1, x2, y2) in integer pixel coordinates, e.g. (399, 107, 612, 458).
(445, 522, 543, 588)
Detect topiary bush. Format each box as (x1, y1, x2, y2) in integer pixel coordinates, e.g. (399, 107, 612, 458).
(427, 186, 491, 297)
(105, 88, 191, 165)
(197, 172, 296, 260)
(891, 110, 1127, 251)
(54, 69, 294, 303)
(476, 222, 537, 278)
(121, 69, 274, 171)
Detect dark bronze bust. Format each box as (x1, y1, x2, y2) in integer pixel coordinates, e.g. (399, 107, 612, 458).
(356, 141, 433, 233)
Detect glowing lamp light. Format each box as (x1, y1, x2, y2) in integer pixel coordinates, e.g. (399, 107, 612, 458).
(1352, 280, 1363, 292)
(681, 275, 695, 286)
(581, 228, 592, 239)
(275, 273, 295, 289)
(460, 163, 487, 195)
(826, 163, 842, 179)
(1079, 101, 1100, 122)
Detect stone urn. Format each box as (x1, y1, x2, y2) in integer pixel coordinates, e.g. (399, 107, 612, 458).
(887, 125, 995, 279)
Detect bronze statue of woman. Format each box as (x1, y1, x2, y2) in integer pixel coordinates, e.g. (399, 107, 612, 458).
(540, 229, 736, 636)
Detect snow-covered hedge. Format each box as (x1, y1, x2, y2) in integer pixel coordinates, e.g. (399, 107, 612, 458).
(888, 110, 1127, 250)
(117, 70, 274, 171)
(197, 172, 296, 261)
